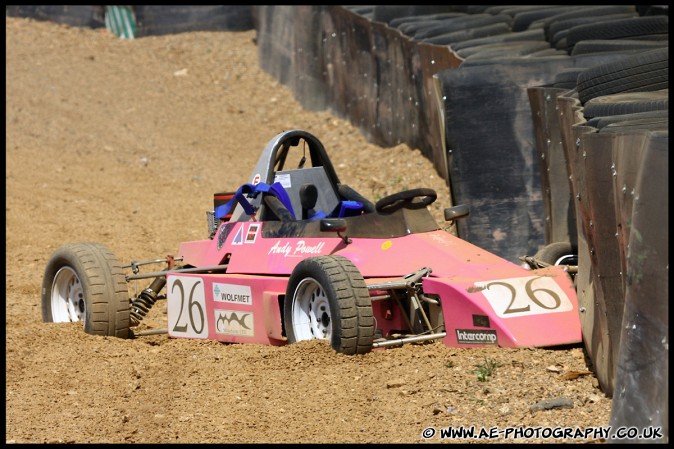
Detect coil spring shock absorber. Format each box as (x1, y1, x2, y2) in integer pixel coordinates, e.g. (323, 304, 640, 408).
(129, 276, 167, 326)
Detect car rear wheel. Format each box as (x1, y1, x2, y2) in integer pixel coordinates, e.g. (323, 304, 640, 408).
(284, 255, 374, 355)
(535, 242, 578, 267)
(41, 242, 130, 338)
(534, 242, 578, 286)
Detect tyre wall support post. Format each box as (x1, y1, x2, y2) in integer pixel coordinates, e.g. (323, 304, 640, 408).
(527, 86, 577, 248)
(578, 131, 627, 398)
(609, 131, 668, 443)
(609, 132, 649, 300)
(435, 57, 573, 261)
(557, 94, 615, 396)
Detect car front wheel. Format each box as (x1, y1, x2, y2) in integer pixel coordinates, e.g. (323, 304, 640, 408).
(284, 255, 374, 355)
(41, 242, 130, 338)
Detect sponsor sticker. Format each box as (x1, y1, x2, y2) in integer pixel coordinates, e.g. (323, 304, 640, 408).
(245, 223, 260, 244)
(231, 226, 244, 245)
(268, 240, 325, 257)
(214, 309, 254, 336)
(456, 329, 497, 345)
(212, 283, 252, 305)
(472, 314, 490, 328)
(274, 173, 292, 188)
(252, 173, 261, 185)
(217, 222, 234, 250)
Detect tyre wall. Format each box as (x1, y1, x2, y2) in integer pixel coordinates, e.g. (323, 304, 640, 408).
(5, 5, 254, 36)
(5, 5, 106, 28)
(554, 89, 667, 438)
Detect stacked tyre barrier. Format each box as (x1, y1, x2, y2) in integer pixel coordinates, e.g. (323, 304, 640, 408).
(5, 4, 668, 442)
(529, 44, 667, 443)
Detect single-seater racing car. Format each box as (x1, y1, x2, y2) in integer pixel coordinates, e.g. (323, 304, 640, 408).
(42, 129, 582, 355)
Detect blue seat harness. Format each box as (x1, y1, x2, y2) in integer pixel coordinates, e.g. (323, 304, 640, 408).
(214, 182, 363, 221)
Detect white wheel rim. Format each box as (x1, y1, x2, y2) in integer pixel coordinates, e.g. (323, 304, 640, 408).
(291, 278, 332, 341)
(51, 266, 86, 322)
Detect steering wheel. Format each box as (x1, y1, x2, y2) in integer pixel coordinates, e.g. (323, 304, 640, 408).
(375, 188, 437, 214)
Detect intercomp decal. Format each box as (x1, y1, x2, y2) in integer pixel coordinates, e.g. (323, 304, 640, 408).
(268, 240, 325, 257)
(167, 275, 208, 339)
(213, 283, 252, 305)
(456, 329, 497, 345)
(214, 309, 254, 336)
(474, 275, 573, 318)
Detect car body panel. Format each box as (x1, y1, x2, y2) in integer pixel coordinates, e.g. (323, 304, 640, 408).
(168, 129, 582, 350)
(166, 272, 287, 346)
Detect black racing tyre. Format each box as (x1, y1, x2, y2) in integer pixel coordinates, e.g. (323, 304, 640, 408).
(42, 242, 130, 338)
(390, 13, 465, 29)
(529, 48, 566, 58)
(458, 41, 549, 59)
(554, 37, 568, 51)
(570, 39, 667, 56)
(549, 13, 638, 49)
(581, 90, 669, 118)
(398, 20, 451, 37)
(577, 48, 669, 105)
(375, 188, 437, 214)
(534, 242, 578, 267)
(547, 13, 637, 47)
(585, 109, 669, 129)
(598, 117, 669, 133)
(284, 255, 374, 355)
(553, 82, 578, 90)
(414, 13, 511, 40)
(534, 242, 578, 265)
(370, 6, 455, 25)
(566, 16, 669, 53)
(454, 5, 492, 14)
(510, 6, 577, 32)
(550, 29, 571, 49)
(450, 29, 544, 51)
(423, 22, 511, 45)
(541, 6, 637, 42)
(553, 68, 586, 86)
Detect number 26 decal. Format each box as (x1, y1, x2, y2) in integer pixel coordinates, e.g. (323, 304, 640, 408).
(167, 276, 208, 338)
(475, 276, 573, 318)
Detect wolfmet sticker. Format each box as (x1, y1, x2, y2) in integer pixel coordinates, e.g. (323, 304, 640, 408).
(456, 329, 498, 345)
(212, 283, 252, 305)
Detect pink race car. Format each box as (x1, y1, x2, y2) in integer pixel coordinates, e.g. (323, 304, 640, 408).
(42, 130, 581, 355)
